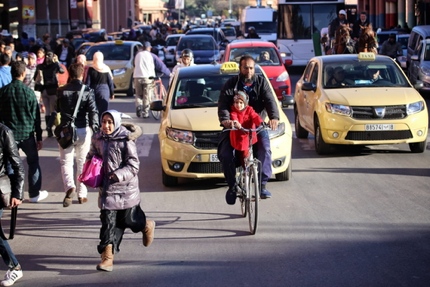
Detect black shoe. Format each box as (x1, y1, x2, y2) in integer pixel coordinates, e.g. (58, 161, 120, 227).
(47, 129, 54, 138)
(260, 188, 272, 199)
(225, 187, 237, 205)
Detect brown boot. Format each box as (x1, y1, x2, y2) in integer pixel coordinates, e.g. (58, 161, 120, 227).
(96, 244, 114, 272)
(142, 220, 155, 247)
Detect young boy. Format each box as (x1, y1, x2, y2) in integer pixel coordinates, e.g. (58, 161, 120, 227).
(229, 91, 263, 165)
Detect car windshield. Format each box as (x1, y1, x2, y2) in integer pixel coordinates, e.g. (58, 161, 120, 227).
(171, 75, 233, 109)
(178, 38, 217, 51)
(228, 47, 281, 66)
(86, 44, 131, 61)
(166, 36, 180, 46)
(221, 28, 236, 37)
(323, 61, 410, 89)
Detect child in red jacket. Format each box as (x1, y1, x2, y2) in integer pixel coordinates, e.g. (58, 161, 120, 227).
(229, 91, 263, 165)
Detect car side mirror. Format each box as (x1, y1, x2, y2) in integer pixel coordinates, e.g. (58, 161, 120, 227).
(411, 55, 419, 61)
(302, 82, 316, 92)
(414, 80, 424, 90)
(150, 100, 165, 111)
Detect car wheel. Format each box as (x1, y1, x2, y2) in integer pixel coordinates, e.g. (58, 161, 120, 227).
(162, 168, 178, 187)
(275, 159, 292, 181)
(126, 75, 134, 97)
(409, 140, 427, 153)
(294, 107, 309, 139)
(314, 117, 332, 155)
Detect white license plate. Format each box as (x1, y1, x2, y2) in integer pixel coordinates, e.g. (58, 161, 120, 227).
(210, 154, 219, 162)
(365, 124, 394, 131)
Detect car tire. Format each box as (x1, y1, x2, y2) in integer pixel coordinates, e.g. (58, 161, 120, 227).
(294, 107, 309, 139)
(409, 140, 427, 153)
(126, 75, 134, 97)
(162, 169, 178, 187)
(275, 159, 292, 181)
(314, 117, 332, 155)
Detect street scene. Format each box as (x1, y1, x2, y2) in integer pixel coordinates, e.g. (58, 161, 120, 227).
(0, 0, 429, 286)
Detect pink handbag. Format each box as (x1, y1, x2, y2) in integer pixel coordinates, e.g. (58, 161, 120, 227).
(78, 155, 104, 188)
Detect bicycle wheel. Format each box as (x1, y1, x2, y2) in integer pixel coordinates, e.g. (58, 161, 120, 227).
(150, 82, 162, 120)
(236, 168, 246, 217)
(247, 165, 259, 235)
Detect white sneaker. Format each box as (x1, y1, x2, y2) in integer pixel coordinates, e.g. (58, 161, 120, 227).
(29, 190, 49, 203)
(1, 269, 23, 286)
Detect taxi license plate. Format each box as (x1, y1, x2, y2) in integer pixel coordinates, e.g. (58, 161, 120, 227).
(365, 124, 394, 131)
(210, 154, 219, 162)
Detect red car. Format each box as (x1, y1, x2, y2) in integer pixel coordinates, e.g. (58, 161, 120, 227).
(222, 39, 294, 106)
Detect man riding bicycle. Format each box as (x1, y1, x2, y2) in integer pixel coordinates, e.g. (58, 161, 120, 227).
(218, 55, 279, 205)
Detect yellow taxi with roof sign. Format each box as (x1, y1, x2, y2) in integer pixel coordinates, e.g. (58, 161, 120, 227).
(150, 62, 293, 186)
(294, 52, 428, 154)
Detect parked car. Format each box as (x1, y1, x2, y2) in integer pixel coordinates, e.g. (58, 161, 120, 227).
(222, 39, 293, 106)
(84, 40, 142, 96)
(294, 52, 428, 154)
(164, 34, 183, 66)
(175, 34, 221, 64)
(75, 41, 94, 56)
(406, 25, 430, 71)
(408, 39, 430, 94)
(185, 27, 230, 50)
(150, 62, 292, 186)
(397, 33, 410, 69)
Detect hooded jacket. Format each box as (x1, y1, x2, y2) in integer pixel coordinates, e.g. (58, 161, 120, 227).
(87, 110, 143, 210)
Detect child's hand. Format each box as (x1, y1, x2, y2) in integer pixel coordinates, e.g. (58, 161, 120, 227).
(232, 120, 242, 129)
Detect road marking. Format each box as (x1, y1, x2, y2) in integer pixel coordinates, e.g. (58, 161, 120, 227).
(136, 134, 155, 157)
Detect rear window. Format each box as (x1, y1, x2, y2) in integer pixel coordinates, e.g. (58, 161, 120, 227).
(228, 47, 281, 66)
(166, 36, 181, 46)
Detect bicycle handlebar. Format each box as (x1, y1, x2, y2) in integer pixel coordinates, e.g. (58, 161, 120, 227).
(149, 73, 165, 81)
(223, 124, 268, 133)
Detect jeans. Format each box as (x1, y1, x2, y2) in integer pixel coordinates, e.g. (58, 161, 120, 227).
(134, 78, 154, 113)
(59, 127, 92, 198)
(98, 205, 146, 254)
(0, 209, 19, 269)
(218, 129, 272, 189)
(41, 89, 56, 116)
(7, 136, 42, 198)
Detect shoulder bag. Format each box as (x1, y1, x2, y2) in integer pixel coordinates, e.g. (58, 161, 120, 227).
(55, 85, 85, 149)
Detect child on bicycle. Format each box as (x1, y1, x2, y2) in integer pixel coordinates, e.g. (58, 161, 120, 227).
(229, 91, 263, 166)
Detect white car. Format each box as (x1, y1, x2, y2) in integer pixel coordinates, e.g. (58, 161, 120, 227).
(164, 34, 182, 66)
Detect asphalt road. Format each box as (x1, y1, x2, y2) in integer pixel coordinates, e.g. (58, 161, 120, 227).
(6, 71, 430, 287)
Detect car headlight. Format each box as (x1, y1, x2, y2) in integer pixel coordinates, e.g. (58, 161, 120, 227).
(268, 122, 285, 139)
(325, 103, 352, 116)
(420, 66, 430, 76)
(407, 101, 425, 115)
(112, 68, 126, 76)
(276, 71, 290, 82)
(166, 127, 195, 144)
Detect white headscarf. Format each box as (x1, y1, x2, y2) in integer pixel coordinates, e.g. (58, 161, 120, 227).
(92, 51, 112, 77)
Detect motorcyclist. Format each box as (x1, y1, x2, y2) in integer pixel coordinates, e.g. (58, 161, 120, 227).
(169, 48, 196, 85)
(379, 33, 403, 59)
(245, 27, 260, 39)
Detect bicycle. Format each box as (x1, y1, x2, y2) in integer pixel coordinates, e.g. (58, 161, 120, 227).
(149, 75, 167, 120)
(223, 125, 266, 235)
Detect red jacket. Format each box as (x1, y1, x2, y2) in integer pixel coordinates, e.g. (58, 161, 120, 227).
(230, 105, 262, 151)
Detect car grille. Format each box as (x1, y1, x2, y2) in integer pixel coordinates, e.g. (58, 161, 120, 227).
(351, 105, 407, 119)
(187, 162, 223, 173)
(345, 130, 412, 141)
(194, 131, 221, 150)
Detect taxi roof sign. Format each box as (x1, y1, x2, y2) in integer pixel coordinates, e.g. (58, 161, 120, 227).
(115, 39, 124, 45)
(358, 52, 376, 61)
(220, 62, 239, 73)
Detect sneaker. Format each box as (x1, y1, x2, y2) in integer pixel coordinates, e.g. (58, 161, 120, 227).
(29, 190, 49, 203)
(260, 188, 272, 199)
(142, 112, 149, 118)
(225, 187, 237, 205)
(136, 106, 143, 118)
(1, 269, 23, 286)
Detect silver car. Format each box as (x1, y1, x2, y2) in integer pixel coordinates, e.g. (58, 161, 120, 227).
(164, 34, 182, 66)
(408, 39, 430, 94)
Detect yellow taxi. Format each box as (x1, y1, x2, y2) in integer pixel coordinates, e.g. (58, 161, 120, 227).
(294, 52, 428, 154)
(151, 62, 293, 186)
(84, 40, 142, 96)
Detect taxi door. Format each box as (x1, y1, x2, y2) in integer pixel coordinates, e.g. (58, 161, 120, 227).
(300, 61, 320, 133)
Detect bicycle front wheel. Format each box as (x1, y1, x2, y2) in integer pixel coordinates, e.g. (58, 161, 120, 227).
(236, 168, 246, 217)
(247, 165, 259, 235)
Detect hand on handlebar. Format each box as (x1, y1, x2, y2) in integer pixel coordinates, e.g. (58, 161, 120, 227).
(268, 119, 279, 131)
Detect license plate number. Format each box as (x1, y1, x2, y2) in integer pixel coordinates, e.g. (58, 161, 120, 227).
(365, 124, 394, 131)
(210, 154, 219, 162)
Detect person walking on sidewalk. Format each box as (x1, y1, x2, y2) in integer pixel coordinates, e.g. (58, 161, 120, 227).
(56, 63, 99, 207)
(0, 60, 48, 203)
(0, 123, 24, 286)
(86, 110, 155, 272)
